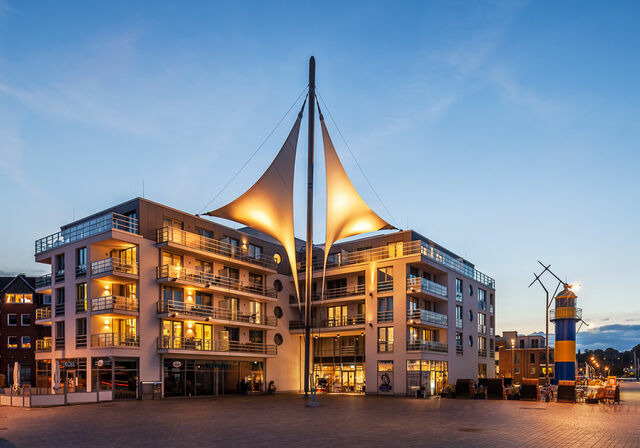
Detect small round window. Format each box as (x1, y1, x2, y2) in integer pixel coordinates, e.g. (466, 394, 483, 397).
(274, 333, 284, 346)
(468, 285, 474, 296)
(273, 253, 282, 264)
(274, 306, 283, 319)
(468, 310, 473, 321)
(468, 335, 474, 347)
(273, 279, 283, 292)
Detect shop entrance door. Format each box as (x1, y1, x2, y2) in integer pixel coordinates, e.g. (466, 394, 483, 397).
(250, 372, 263, 393)
(342, 371, 355, 393)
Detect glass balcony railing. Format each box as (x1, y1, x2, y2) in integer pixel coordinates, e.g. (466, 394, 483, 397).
(406, 340, 448, 353)
(406, 309, 448, 326)
(406, 277, 448, 298)
(91, 257, 139, 276)
(156, 265, 277, 299)
(91, 333, 139, 348)
(158, 299, 276, 326)
(157, 336, 277, 355)
(289, 314, 365, 330)
(92, 295, 139, 313)
(35, 274, 51, 289)
(35, 212, 138, 255)
(156, 227, 277, 270)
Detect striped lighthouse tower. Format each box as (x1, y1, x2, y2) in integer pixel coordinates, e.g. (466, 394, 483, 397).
(551, 286, 581, 383)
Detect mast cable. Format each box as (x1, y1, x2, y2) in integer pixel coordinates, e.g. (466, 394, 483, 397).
(316, 89, 401, 230)
(198, 85, 309, 215)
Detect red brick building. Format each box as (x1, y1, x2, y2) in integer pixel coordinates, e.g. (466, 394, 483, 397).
(0, 275, 50, 386)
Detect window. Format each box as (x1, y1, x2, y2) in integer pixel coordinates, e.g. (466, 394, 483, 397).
(162, 251, 183, 268)
(456, 305, 463, 328)
(55, 253, 65, 282)
(163, 218, 183, 229)
(468, 335, 473, 347)
(8, 336, 18, 349)
(520, 339, 525, 349)
(468, 310, 473, 322)
(21, 314, 31, 326)
(478, 288, 486, 310)
(42, 294, 51, 305)
(514, 354, 521, 364)
(455, 279, 463, 302)
(195, 259, 213, 274)
(76, 282, 87, 312)
(197, 228, 213, 239)
(377, 296, 393, 322)
(456, 332, 463, 352)
(478, 363, 487, 379)
(21, 336, 31, 349)
(249, 272, 263, 287)
(468, 284, 473, 296)
(7, 314, 17, 326)
(478, 313, 486, 333)
(221, 236, 239, 255)
(386, 241, 403, 258)
(76, 318, 87, 348)
(221, 266, 239, 280)
(248, 244, 263, 260)
(515, 367, 520, 374)
(377, 267, 393, 291)
(225, 327, 240, 341)
(195, 292, 213, 307)
(5, 293, 33, 304)
(249, 330, 264, 344)
(529, 366, 536, 376)
(163, 286, 183, 303)
(327, 305, 347, 326)
(55, 321, 65, 350)
(530, 353, 535, 363)
(55, 288, 65, 316)
(76, 247, 87, 277)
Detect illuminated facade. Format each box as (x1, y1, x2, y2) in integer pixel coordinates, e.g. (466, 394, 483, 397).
(33, 197, 495, 398)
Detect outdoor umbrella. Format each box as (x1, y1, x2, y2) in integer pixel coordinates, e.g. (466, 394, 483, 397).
(53, 362, 61, 393)
(13, 362, 20, 391)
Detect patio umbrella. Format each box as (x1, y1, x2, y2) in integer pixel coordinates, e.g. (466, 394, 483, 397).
(13, 362, 20, 391)
(53, 362, 61, 393)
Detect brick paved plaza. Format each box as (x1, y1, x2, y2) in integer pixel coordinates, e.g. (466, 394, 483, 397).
(1, 382, 639, 448)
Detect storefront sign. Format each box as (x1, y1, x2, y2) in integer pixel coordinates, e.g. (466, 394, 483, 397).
(378, 371, 393, 395)
(172, 361, 182, 368)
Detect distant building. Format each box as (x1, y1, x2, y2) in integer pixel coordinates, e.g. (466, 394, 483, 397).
(495, 330, 553, 383)
(0, 275, 50, 386)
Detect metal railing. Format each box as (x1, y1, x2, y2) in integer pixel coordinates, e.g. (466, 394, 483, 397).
(489, 303, 494, 314)
(478, 348, 487, 357)
(478, 300, 487, 311)
(76, 335, 87, 349)
(157, 226, 277, 270)
(75, 264, 87, 277)
(35, 274, 51, 289)
(55, 270, 65, 283)
(92, 295, 139, 313)
(314, 345, 364, 358)
(377, 310, 393, 323)
(299, 239, 495, 289)
(35, 212, 139, 255)
(456, 345, 463, 355)
(406, 340, 448, 353)
(478, 324, 487, 334)
(55, 337, 65, 350)
(550, 307, 582, 320)
(377, 341, 394, 353)
(406, 309, 448, 326)
(377, 280, 394, 292)
(76, 298, 87, 313)
(456, 291, 463, 302)
(406, 277, 448, 298)
(490, 327, 494, 336)
(157, 336, 277, 355)
(490, 348, 495, 358)
(290, 285, 366, 303)
(156, 265, 277, 298)
(55, 303, 65, 316)
(91, 257, 139, 276)
(289, 314, 365, 330)
(456, 318, 463, 329)
(157, 299, 276, 326)
(36, 338, 52, 352)
(35, 307, 51, 320)
(91, 333, 140, 348)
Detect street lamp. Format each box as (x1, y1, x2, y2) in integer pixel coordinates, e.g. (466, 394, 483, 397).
(511, 338, 516, 379)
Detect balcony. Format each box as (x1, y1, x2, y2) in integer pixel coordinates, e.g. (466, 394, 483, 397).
(156, 227, 277, 271)
(35, 274, 51, 290)
(157, 336, 277, 355)
(91, 257, 139, 277)
(35, 307, 51, 321)
(91, 333, 139, 348)
(290, 284, 366, 304)
(91, 295, 139, 314)
(35, 212, 139, 255)
(550, 307, 582, 320)
(156, 265, 277, 300)
(406, 277, 448, 299)
(406, 340, 448, 353)
(300, 240, 495, 289)
(478, 348, 487, 357)
(377, 341, 394, 353)
(289, 314, 365, 331)
(158, 299, 276, 327)
(406, 309, 448, 327)
(36, 338, 52, 352)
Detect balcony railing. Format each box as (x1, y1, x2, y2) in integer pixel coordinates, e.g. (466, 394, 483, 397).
(478, 348, 487, 357)
(406, 340, 448, 353)
(91, 257, 139, 276)
(300, 240, 495, 289)
(478, 300, 487, 311)
(456, 291, 463, 302)
(407, 309, 448, 327)
(75, 264, 87, 277)
(55, 269, 65, 283)
(55, 302, 65, 316)
(35, 212, 139, 255)
(490, 348, 495, 358)
(406, 277, 448, 299)
(377, 280, 394, 293)
(377, 341, 394, 353)
(456, 318, 463, 329)
(490, 327, 494, 336)
(550, 307, 583, 320)
(76, 298, 87, 313)
(92, 295, 139, 313)
(489, 303, 494, 314)
(456, 345, 463, 355)
(290, 285, 366, 303)
(55, 337, 65, 350)
(157, 336, 277, 355)
(156, 265, 277, 299)
(158, 299, 276, 326)
(76, 335, 87, 349)
(91, 333, 139, 348)
(35, 307, 51, 320)
(36, 338, 52, 352)
(478, 324, 487, 334)
(289, 314, 365, 330)
(35, 274, 51, 289)
(377, 310, 393, 323)
(157, 227, 277, 270)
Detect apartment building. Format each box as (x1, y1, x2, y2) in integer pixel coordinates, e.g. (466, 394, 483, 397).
(1, 274, 49, 386)
(33, 197, 495, 399)
(495, 331, 554, 383)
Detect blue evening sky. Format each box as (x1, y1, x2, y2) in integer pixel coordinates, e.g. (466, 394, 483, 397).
(0, 1, 638, 349)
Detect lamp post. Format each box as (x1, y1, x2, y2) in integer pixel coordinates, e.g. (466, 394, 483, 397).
(511, 338, 516, 380)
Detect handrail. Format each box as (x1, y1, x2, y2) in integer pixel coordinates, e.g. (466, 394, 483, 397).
(91, 333, 139, 348)
(35, 274, 51, 289)
(377, 341, 394, 353)
(478, 324, 487, 334)
(289, 313, 365, 330)
(292, 284, 366, 303)
(377, 310, 394, 322)
(406, 309, 448, 326)
(456, 345, 463, 355)
(91, 257, 139, 276)
(550, 307, 583, 320)
(478, 348, 487, 357)
(377, 280, 394, 292)
(156, 226, 277, 270)
(406, 340, 448, 353)
(456, 318, 463, 329)
(406, 277, 448, 298)
(36, 338, 52, 352)
(92, 295, 139, 312)
(299, 239, 495, 289)
(157, 299, 276, 326)
(35, 307, 51, 320)
(35, 212, 139, 255)
(156, 265, 277, 298)
(157, 336, 277, 355)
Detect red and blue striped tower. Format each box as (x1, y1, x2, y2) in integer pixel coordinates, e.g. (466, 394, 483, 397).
(551, 287, 581, 383)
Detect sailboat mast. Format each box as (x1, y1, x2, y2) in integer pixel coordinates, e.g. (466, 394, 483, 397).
(304, 56, 315, 398)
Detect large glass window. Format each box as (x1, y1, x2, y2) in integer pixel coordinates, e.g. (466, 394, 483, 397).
(377, 327, 394, 352)
(55, 253, 65, 282)
(76, 247, 87, 277)
(377, 296, 393, 322)
(248, 244, 262, 260)
(327, 305, 347, 326)
(55, 288, 65, 316)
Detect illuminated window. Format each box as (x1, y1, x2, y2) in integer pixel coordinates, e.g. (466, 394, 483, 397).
(5, 294, 33, 304)
(7, 336, 18, 349)
(21, 336, 31, 349)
